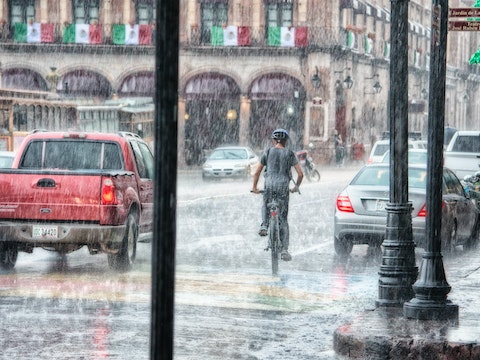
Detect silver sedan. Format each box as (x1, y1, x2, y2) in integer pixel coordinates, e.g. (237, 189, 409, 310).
(202, 146, 260, 181)
(334, 163, 480, 255)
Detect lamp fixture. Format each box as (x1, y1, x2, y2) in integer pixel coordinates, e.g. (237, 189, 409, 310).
(364, 74, 382, 94)
(373, 81, 382, 94)
(421, 88, 428, 100)
(311, 66, 321, 89)
(334, 67, 354, 89)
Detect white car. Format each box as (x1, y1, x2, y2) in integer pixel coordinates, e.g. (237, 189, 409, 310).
(368, 139, 427, 163)
(202, 146, 260, 181)
(0, 151, 14, 167)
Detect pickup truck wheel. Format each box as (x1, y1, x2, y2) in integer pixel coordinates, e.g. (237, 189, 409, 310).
(108, 214, 138, 271)
(0, 243, 18, 270)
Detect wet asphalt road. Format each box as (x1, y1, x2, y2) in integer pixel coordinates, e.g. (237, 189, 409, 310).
(2, 165, 479, 359)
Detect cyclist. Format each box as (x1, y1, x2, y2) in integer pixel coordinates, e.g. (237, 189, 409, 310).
(251, 128, 303, 261)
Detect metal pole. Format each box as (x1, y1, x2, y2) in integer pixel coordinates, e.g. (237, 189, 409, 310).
(151, 0, 179, 358)
(404, 0, 458, 321)
(376, 0, 418, 307)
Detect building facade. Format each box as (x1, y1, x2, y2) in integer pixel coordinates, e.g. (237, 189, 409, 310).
(0, 0, 478, 165)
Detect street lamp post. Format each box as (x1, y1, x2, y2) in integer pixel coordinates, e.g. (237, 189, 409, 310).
(404, 0, 458, 321)
(376, 0, 418, 308)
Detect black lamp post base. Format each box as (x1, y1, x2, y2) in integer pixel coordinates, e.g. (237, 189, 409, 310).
(404, 298, 458, 322)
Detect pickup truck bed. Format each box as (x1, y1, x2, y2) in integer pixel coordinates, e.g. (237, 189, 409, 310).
(0, 131, 154, 271)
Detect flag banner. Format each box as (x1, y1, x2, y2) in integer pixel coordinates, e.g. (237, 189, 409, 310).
(89, 24, 102, 44)
(364, 35, 373, 54)
(28, 22, 41, 43)
(62, 24, 102, 44)
(383, 41, 390, 59)
(75, 24, 90, 44)
(14, 22, 55, 43)
(125, 24, 139, 45)
(62, 24, 75, 43)
(211, 26, 250, 46)
(139, 24, 152, 45)
(347, 31, 356, 49)
(267, 27, 308, 47)
(223, 25, 238, 46)
(113, 24, 151, 45)
(41, 23, 54, 43)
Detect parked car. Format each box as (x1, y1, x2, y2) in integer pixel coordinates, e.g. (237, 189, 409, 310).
(202, 146, 260, 181)
(0, 151, 14, 167)
(381, 149, 428, 164)
(334, 163, 480, 255)
(368, 139, 427, 163)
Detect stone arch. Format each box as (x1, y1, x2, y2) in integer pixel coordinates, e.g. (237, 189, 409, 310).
(2, 67, 48, 91)
(248, 72, 305, 150)
(182, 72, 241, 165)
(117, 70, 155, 97)
(56, 69, 113, 99)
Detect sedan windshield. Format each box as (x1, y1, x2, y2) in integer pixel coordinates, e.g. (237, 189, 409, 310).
(210, 149, 247, 160)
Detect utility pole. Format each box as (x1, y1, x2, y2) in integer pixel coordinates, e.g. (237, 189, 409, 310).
(151, 0, 179, 358)
(404, 0, 458, 321)
(376, 0, 418, 308)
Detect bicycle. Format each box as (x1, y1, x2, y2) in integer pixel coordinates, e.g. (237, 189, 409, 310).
(253, 188, 298, 276)
(266, 195, 282, 276)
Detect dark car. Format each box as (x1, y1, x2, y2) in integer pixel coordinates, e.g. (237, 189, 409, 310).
(334, 163, 480, 255)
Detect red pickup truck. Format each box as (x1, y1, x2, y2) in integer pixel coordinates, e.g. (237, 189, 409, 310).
(0, 131, 154, 271)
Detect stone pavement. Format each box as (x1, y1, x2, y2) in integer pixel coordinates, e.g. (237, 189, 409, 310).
(333, 245, 480, 360)
(333, 307, 480, 359)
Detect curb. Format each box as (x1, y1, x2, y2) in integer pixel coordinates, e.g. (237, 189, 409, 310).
(333, 307, 480, 359)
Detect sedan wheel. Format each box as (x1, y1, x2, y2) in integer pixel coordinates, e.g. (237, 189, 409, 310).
(464, 220, 480, 251)
(334, 236, 353, 256)
(443, 222, 457, 254)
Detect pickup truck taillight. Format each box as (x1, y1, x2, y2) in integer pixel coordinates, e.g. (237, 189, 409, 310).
(101, 178, 116, 205)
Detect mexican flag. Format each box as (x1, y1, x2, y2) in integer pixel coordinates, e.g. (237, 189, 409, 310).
(112, 24, 152, 45)
(14, 23, 54, 43)
(364, 35, 373, 54)
(347, 31, 356, 49)
(62, 24, 103, 44)
(211, 26, 250, 46)
(267, 27, 308, 47)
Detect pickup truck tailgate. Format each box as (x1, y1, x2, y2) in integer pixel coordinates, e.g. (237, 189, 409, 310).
(0, 172, 103, 221)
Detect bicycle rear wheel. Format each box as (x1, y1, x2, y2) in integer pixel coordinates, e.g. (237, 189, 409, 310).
(270, 217, 280, 276)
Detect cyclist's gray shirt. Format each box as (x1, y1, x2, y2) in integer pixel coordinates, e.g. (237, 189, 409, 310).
(261, 147, 298, 188)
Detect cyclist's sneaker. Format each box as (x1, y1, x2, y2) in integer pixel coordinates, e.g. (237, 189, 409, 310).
(281, 251, 292, 261)
(258, 226, 268, 237)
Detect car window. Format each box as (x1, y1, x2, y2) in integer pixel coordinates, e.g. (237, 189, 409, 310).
(451, 135, 480, 152)
(352, 167, 427, 189)
(373, 144, 389, 156)
(444, 169, 465, 196)
(352, 168, 389, 186)
(408, 168, 427, 189)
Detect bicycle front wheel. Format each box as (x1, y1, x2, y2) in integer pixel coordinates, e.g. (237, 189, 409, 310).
(270, 218, 280, 276)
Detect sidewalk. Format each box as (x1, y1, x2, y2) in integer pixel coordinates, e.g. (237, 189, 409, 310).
(334, 307, 480, 359)
(333, 248, 480, 359)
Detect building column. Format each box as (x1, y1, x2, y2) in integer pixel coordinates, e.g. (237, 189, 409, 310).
(239, 95, 250, 146)
(177, 98, 186, 167)
(39, 0, 48, 22)
(59, 1, 68, 24)
(124, 0, 132, 23)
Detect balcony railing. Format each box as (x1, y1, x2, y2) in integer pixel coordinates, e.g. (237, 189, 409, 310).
(0, 22, 156, 46)
(184, 25, 391, 58)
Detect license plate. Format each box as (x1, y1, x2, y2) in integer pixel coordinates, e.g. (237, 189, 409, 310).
(32, 225, 58, 239)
